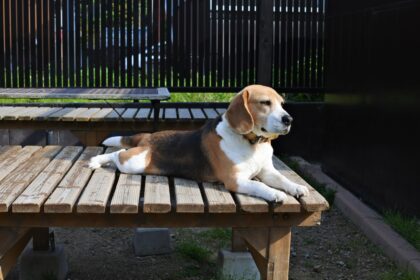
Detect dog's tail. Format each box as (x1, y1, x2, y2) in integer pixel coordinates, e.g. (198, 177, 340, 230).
(103, 134, 150, 148)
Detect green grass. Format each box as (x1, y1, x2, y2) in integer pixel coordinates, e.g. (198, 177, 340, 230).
(279, 156, 336, 206)
(380, 268, 420, 280)
(383, 210, 420, 251)
(176, 240, 212, 263)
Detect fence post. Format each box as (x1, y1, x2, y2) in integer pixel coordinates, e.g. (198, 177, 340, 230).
(257, 0, 274, 86)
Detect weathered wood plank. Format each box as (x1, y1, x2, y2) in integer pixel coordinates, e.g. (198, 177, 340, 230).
(164, 108, 177, 120)
(235, 192, 269, 213)
(89, 108, 113, 121)
(135, 108, 151, 120)
(177, 108, 191, 120)
(61, 108, 89, 121)
(203, 108, 219, 119)
(215, 108, 227, 115)
(44, 147, 104, 213)
(103, 108, 126, 121)
(0, 146, 22, 163)
(32, 107, 63, 121)
(12, 146, 83, 213)
(121, 108, 138, 120)
(190, 108, 206, 120)
(0, 88, 170, 100)
(0, 107, 21, 120)
(2, 107, 36, 120)
(174, 178, 204, 213)
(0, 146, 62, 212)
(273, 194, 301, 213)
(143, 176, 171, 213)
(16, 107, 46, 120)
(76, 147, 119, 213)
(272, 156, 329, 212)
(0, 146, 41, 183)
(202, 182, 236, 213)
(74, 108, 102, 121)
(110, 174, 142, 214)
(46, 108, 77, 121)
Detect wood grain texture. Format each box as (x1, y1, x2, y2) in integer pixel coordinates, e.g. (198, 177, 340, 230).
(235, 192, 269, 213)
(174, 178, 204, 213)
(0, 146, 62, 212)
(0, 146, 22, 163)
(61, 108, 89, 121)
(272, 156, 329, 212)
(0, 146, 41, 183)
(12, 146, 83, 213)
(103, 108, 126, 121)
(143, 175, 171, 213)
(77, 147, 119, 213)
(2, 107, 34, 120)
(74, 108, 101, 121)
(89, 108, 113, 121)
(202, 182, 236, 213)
(46, 108, 75, 121)
(44, 146, 104, 213)
(0, 107, 21, 120)
(32, 107, 63, 120)
(273, 194, 301, 213)
(110, 174, 142, 213)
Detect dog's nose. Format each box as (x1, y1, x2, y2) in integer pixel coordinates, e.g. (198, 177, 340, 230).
(282, 115, 293, 126)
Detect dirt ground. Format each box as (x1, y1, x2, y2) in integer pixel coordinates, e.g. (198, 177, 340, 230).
(7, 206, 405, 280)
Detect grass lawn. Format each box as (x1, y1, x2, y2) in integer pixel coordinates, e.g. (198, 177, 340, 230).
(383, 210, 420, 251)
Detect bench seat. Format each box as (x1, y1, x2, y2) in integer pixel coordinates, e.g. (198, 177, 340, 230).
(0, 145, 329, 280)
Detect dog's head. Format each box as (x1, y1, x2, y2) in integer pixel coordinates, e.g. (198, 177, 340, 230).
(225, 85, 293, 137)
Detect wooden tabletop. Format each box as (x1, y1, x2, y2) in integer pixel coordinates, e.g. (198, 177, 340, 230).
(0, 88, 170, 100)
(0, 145, 329, 228)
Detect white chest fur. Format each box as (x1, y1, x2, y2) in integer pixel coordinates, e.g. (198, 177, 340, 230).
(216, 117, 273, 179)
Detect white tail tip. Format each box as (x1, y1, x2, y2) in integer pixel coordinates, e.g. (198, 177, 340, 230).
(102, 136, 123, 147)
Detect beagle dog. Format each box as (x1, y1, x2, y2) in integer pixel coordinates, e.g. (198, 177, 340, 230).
(89, 85, 309, 202)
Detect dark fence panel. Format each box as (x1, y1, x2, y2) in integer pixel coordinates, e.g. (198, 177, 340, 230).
(0, 0, 325, 92)
(324, 0, 420, 215)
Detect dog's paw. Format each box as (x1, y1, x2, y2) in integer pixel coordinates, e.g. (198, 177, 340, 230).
(290, 183, 309, 198)
(268, 189, 287, 203)
(88, 156, 101, 169)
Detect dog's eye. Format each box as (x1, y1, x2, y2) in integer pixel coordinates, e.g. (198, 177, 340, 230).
(260, 100, 271, 106)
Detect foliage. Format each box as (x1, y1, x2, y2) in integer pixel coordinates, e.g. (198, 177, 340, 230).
(383, 210, 420, 251)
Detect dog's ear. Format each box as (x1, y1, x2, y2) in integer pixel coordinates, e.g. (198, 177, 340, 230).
(225, 89, 254, 134)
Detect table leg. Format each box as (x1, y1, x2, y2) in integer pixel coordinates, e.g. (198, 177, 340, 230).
(32, 227, 50, 251)
(231, 228, 247, 252)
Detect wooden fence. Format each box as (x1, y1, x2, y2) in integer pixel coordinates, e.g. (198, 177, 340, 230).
(0, 0, 325, 92)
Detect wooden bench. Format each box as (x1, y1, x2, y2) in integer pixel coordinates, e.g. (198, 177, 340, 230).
(0, 145, 329, 280)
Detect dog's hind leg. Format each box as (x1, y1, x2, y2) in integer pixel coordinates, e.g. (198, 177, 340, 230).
(103, 133, 151, 148)
(88, 149, 124, 169)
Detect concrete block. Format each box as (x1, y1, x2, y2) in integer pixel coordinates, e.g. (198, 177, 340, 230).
(218, 250, 260, 280)
(133, 228, 172, 256)
(19, 245, 68, 280)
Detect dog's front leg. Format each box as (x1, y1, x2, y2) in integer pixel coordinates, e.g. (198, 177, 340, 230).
(258, 164, 309, 198)
(234, 178, 287, 202)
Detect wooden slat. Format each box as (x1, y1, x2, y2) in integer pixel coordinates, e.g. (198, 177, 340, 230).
(0, 146, 22, 163)
(16, 107, 44, 120)
(202, 182, 236, 213)
(164, 108, 177, 120)
(110, 174, 142, 214)
(121, 108, 138, 120)
(12, 146, 83, 213)
(2, 107, 36, 120)
(89, 108, 113, 121)
(44, 147, 104, 213)
(215, 108, 227, 115)
(0, 107, 21, 120)
(190, 108, 206, 120)
(0, 146, 62, 212)
(174, 178, 204, 213)
(203, 108, 219, 119)
(74, 108, 102, 121)
(103, 108, 126, 121)
(0, 227, 33, 280)
(135, 108, 151, 120)
(46, 107, 76, 121)
(272, 156, 329, 211)
(0, 146, 41, 183)
(273, 194, 301, 213)
(178, 108, 191, 120)
(33, 107, 63, 120)
(235, 192, 269, 213)
(61, 108, 90, 121)
(77, 147, 119, 213)
(143, 175, 171, 213)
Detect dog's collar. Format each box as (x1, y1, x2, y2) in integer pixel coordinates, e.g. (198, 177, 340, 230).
(243, 132, 272, 145)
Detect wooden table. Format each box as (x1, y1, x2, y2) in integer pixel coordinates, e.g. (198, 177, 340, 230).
(0, 145, 329, 280)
